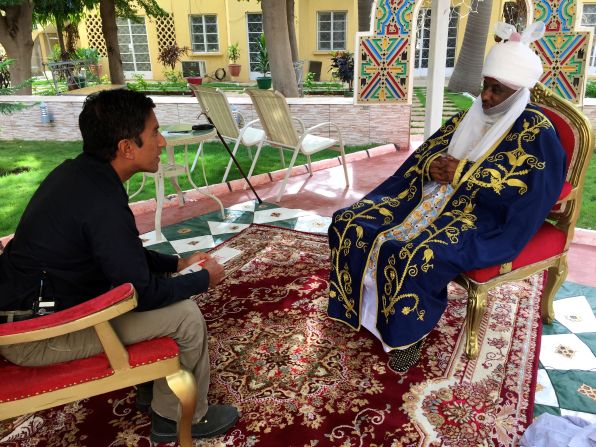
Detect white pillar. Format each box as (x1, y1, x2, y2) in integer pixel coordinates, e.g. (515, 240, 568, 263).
(424, 0, 450, 139)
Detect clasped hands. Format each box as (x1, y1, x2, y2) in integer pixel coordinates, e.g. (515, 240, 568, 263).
(177, 251, 225, 288)
(429, 153, 460, 184)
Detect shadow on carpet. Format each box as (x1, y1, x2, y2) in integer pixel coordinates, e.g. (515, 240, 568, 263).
(0, 225, 542, 447)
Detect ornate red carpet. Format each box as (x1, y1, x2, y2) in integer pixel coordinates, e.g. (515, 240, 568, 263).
(0, 225, 542, 446)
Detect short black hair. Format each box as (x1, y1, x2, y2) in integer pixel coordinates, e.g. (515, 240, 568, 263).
(79, 89, 156, 161)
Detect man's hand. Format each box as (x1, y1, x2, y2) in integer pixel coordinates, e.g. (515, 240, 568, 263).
(177, 251, 211, 272)
(429, 154, 460, 184)
(203, 258, 225, 288)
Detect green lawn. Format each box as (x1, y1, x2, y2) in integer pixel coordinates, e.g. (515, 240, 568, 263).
(1, 140, 594, 237)
(0, 140, 376, 236)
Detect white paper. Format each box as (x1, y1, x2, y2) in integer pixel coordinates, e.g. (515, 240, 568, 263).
(178, 247, 243, 275)
(211, 246, 243, 264)
(178, 262, 204, 275)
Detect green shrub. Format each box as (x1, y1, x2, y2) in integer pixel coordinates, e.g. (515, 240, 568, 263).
(585, 81, 596, 98)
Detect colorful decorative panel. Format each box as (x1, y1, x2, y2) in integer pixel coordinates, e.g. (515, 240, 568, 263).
(534, 32, 590, 101)
(534, 0, 575, 31)
(533, 0, 591, 103)
(357, 0, 414, 104)
(358, 36, 410, 102)
(375, 0, 414, 35)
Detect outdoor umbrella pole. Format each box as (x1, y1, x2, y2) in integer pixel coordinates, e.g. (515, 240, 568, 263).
(203, 114, 263, 204)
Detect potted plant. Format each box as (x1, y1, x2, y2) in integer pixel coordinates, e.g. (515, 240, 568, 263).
(157, 43, 199, 84)
(329, 51, 354, 96)
(186, 70, 203, 86)
(227, 42, 241, 77)
(255, 34, 271, 89)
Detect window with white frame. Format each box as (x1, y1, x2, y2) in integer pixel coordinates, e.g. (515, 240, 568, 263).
(317, 11, 347, 51)
(581, 4, 596, 73)
(190, 15, 219, 53)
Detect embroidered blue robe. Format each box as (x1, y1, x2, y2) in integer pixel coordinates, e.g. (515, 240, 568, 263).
(327, 105, 567, 349)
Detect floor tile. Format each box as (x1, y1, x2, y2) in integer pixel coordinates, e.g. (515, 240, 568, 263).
(294, 215, 332, 234)
(253, 207, 310, 224)
(553, 296, 596, 333)
(207, 221, 250, 235)
(547, 370, 596, 415)
(559, 408, 596, 423)
(540, 334, 596, 371)
(169, 234, 215, 254)
(534, 403, 561, 418)
(535, 369, 560, 407)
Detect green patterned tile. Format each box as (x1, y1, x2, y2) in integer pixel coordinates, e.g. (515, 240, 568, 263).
(148, 241, 177, 256)
(254, 201, 281, 211)
(212, 233, 240, 246)
(533, 403, 561, 418)
(162, 218, 212, 241)
(547, 369, 596, 415)
(556, 282, 596, 314)
(576, 333, 596, 356)
(265, 218, 299, 230)
(542, 320, 573, 336)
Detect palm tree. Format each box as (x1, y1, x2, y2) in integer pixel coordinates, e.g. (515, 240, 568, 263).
(447, 0, 494, 95)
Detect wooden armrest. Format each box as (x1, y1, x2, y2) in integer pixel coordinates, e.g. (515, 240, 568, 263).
(0, 284, 137, 345)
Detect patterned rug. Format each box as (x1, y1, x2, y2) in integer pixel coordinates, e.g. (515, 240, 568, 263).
(0, 224, 545, 447)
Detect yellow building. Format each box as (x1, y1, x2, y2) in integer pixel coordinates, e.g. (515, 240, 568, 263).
(30, 0, 596, 83)
(72, 0, 359, 83)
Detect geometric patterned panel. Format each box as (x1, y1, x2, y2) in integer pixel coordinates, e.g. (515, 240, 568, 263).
(374, 0, 414, 35)
(358, 35, 410, 102)
(156, 14, 176, 53)
(533, 32, 590, 101)
(535, 0, 575, 31)
(533, 0, 592, 104)
(356, 0, 414, 104)
(84, 14, 108, 57)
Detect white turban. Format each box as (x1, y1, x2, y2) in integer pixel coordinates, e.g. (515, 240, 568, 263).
(482, 21, 545, 90)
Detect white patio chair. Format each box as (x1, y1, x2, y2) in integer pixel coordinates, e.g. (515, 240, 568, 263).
(189, 84, 267, 183)
(245, 88, 350, 202)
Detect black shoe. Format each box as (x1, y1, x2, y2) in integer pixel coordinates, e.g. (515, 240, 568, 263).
(135, 381, 153, 413)
(388, 338, 426, 373)
(150, 405, 239, 443)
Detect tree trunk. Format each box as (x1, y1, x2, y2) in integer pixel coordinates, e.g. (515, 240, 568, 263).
(447, 0, 493, 95)
(99, 0, 125, 85)
(0, 2, 34, 94)
(262, 0, 298, 97)
(286, 0, 299, 63)
(56, 20, 67, 58)
(358, 0, 374, 32)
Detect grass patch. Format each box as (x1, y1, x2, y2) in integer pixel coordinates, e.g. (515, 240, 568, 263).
(0, 140, 378, 236)
(445, 90, 474, 110)
(1, 139, 594, 236)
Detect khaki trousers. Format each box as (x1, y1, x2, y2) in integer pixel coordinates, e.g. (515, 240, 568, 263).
(0, 299, 210, 422)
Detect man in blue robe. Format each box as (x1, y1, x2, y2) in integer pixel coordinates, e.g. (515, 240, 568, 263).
(327, 22, 567, 371)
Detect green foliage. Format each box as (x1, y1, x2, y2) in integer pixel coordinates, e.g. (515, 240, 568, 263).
(163, 70, 183, 83)
(157, 43, 189, 70)
(128, 73, 148, 91)
(75, 47, 99, 63)
(48, 44, 63, 62)
(586, 81, 596, 98)
(303, 72, 315, 89)
(227, 42, 240, 63)
(329, 51, 354, 89)
(255, 34, 270, 76)
(115, 0, 167, 20)
(0, 58, 29, 121)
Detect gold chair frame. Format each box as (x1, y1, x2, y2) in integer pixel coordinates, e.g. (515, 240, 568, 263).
(0, 286, 197, 447)
(455, 82, 594, 359)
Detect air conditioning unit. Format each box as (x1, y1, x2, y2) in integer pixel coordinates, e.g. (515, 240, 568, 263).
(181, 60, 207, 77)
